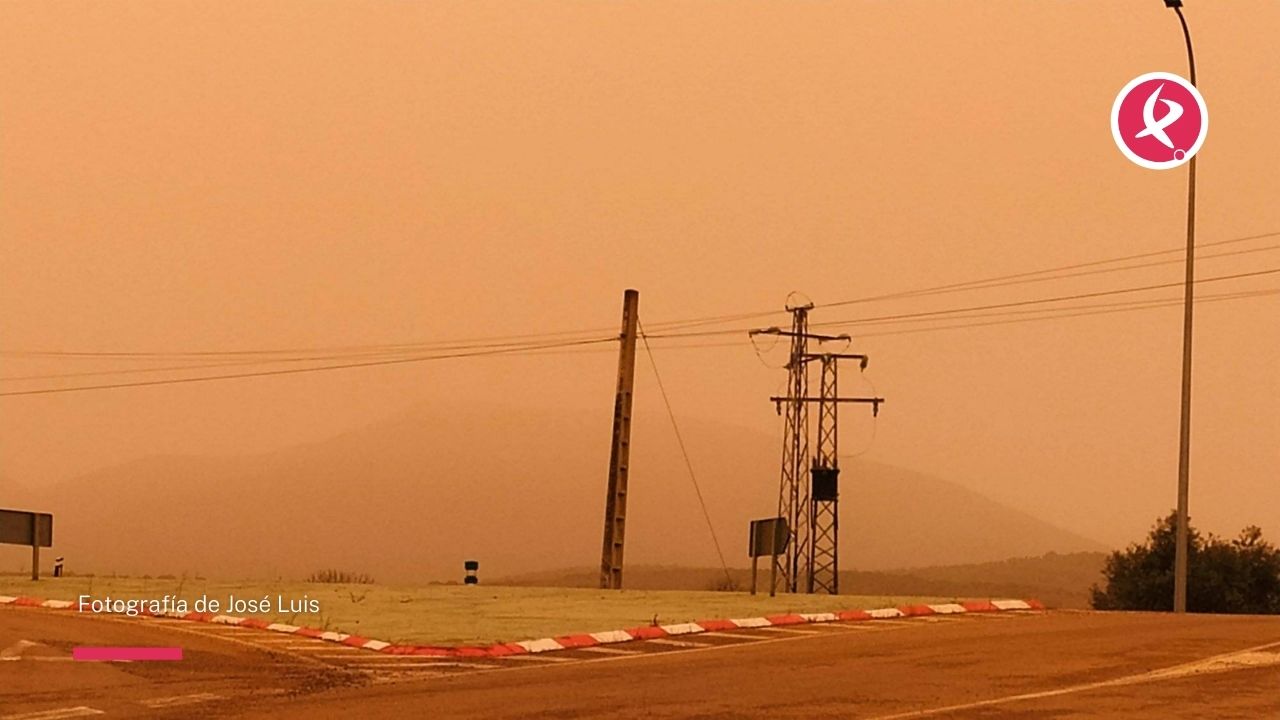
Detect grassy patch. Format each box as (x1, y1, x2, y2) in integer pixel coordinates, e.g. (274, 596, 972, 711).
(0, 574, 943, 645)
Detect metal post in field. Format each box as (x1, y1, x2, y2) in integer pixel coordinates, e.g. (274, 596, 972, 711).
(31, 516, 42, 581)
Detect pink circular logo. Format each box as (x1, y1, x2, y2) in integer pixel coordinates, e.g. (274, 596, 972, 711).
(1111, 71, 1208, 170)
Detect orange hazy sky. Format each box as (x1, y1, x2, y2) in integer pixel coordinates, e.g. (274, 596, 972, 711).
(2, 1, 1278, 549)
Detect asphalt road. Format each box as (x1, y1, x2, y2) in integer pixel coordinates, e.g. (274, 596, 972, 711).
(0, 605, 358, 718)
(4, 606, 1280, 719)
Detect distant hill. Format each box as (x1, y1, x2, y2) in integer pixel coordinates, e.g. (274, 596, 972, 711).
(499, 552, 1109, 609)
(4, 403, 1106, 583)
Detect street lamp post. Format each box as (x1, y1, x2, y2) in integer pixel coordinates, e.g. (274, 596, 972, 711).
(1163, 0, 1197, 615)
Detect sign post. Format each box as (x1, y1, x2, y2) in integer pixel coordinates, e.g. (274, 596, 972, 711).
(0, 509, 54, 580)
(748, 517, 789, 597)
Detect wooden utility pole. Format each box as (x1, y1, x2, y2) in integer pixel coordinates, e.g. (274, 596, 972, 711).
(600, 289, 639, 589)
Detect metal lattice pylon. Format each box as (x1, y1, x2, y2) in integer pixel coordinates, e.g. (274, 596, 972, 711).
(756, 299, 884, 595)
(774, 305, 811, 594)
(809, 355, 839, 594)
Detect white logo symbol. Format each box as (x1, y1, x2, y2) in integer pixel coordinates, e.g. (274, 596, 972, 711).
(1111, 71, 1208, 171)
(1134, 83, 1183, 150)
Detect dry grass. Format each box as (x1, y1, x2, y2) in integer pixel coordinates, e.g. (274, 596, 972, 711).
(0, 573, 943, 645)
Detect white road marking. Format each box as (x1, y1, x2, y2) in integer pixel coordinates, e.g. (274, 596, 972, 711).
(1, 708, 105, 720)
(799, 612, 839, 622)
(355, 664, 454, 672)
(341, 660, 498, 670)
(700, 631, 770, 641)
(0, 657, 75, 662)
(755, 626, 823, 635)
(1, 640, 41, 658)
(331, 653, 451, 661)
(803, 623, 877, 631)
(491, 653, 575, 662)
(645, 638, 710, 648)
(514, 638, 564, 653)
(140, 693, 224, 709)
(575, 646, 642, 655)
(589, 630, 634, 644)
(865, 641, 1280, 720)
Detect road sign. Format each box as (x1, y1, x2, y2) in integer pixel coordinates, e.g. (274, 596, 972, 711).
(748, 517, 789, 597)
(749, 517, 789, 558)
(0, 509, 54, 580)
(0, 509, 52, 548)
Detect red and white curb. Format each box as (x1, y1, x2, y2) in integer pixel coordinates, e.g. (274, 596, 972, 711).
(0, 594, 1042, 659)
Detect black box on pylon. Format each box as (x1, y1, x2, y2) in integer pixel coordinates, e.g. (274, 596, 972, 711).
(811, 467, 839, 502)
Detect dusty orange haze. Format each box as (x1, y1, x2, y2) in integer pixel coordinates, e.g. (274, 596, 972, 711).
(1, 2, 1277, 574)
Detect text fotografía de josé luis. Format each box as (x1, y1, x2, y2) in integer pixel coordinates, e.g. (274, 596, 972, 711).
(78, 594, 320, 617)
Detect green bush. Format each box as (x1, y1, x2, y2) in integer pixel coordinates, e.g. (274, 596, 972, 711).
(1090, 511, 1280, 613)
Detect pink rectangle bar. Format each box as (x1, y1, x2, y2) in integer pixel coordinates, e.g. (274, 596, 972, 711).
(73, 646, 183, 661)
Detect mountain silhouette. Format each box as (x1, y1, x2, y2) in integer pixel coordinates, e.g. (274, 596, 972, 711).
(4, 403, 1104, 581)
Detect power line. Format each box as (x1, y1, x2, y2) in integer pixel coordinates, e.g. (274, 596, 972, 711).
(0, 335, 614, 361)
(809, 267, 1280, 330)
(7, 231, 1280, 391)
(643, 265, 1280, 341)
(817, 229, 1280, 309)
(0, 348, 435, 382)
(8, 282, 1278, 389)
(653, 229, 1280, 327)
(638, 321, 734, 588)
(853, 288, 1280, 339)
(0, 312, 782, 361)
(499, 287, 1280, 348)
(0, 336, 615, 397)
(836, 240, 1280, 304)
(5, 230, 1277, 362)
(820, 286, 1280, 329)
(531, 287, 1280, 345)
(653, 229, 1280, 330)
(630, 229, 1280, 330)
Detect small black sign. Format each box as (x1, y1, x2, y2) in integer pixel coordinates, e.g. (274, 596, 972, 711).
(749, 517, 789, 558)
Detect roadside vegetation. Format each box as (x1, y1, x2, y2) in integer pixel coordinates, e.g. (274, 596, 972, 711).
(1091, 512, 1280, 614)
(305, 569, 375, 584)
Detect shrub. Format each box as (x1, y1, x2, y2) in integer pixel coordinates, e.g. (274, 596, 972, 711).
(306, 569, 375, 585)
(708, 574, 741, 592)
(1090, 511, 1280, 613)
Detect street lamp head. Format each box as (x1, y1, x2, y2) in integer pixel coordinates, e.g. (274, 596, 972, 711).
(1163, 0, 1183, 7)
